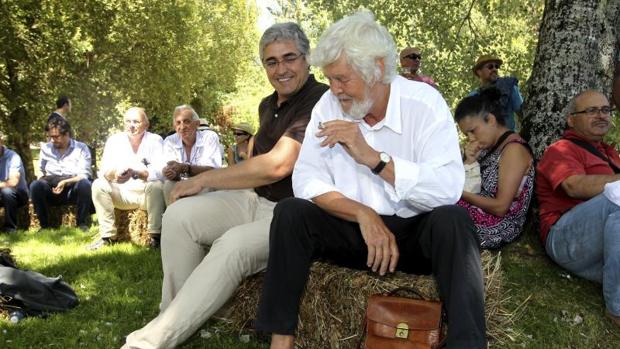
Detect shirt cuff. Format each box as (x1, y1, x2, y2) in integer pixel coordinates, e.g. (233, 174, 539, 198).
(294, 178, 340, 201)
(389, 155, 420, 202)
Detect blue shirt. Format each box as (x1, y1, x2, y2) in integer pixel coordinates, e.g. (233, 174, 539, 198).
(39, 139, 92, 178)
(0, 146, 28, 193)
(469, 77, 523, 131)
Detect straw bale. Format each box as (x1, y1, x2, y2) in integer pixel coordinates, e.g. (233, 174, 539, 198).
(113, 209, 150, 246)
(225, 250, 513, 349)
(28, 204, 76, 228)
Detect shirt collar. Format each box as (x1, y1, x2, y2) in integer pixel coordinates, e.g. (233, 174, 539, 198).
(361, 78, 402, 134)
(267, 74, 318, 110)
(51, 138, 75, 157)
(172, 131, 204, 149)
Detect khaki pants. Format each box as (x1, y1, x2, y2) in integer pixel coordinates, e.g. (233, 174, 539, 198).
(123, 189, 275, 349)
(91, 178, 165, 237)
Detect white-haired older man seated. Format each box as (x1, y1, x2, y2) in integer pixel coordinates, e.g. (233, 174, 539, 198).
(255, 11, 487, 349)
(161, 105, 222, 205)
(89, 107, 165, 250)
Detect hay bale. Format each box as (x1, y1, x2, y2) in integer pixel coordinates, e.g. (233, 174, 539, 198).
(0, 206, 30, 230)
(226, 251, 513, 348)
(113, 209, 150, 246)
(28, 204, 76, 229)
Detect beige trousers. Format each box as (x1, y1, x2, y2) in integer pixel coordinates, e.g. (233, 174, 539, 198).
(91, 178, 165, 237)
(123, 189, 275, 349)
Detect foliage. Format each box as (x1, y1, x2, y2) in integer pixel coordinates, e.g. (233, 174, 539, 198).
(0, 0, 258, 180)
(271, 0, 543, 111)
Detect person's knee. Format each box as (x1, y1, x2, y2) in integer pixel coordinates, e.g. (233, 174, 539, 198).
(429, 205, 475, 240)
(273, 197, 312, 220)
(29, 180, 48, 196)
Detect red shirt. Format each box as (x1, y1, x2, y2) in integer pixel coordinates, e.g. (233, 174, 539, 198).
(536, 130, 620, 243)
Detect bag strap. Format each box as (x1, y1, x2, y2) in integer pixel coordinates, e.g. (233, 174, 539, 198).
(478, 130, 514, 163)
(564, 138, 620, 174)
(387, 286, 429, 300)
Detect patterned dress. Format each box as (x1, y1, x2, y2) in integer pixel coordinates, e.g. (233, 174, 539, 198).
(458, 139, 535, 249)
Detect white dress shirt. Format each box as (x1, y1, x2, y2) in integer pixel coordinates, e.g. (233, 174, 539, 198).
(162, 130, 222, 168)
(293, 76, 464, 218)
(99, 131, 164, 185)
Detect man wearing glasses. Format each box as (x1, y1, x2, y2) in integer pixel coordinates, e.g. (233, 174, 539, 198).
(470, 54, 523, 131)
(399, 47, 437, 88)
(537, 90, 620, 328)
(122, 22, 328, 349)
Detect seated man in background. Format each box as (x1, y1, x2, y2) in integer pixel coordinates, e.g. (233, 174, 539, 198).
(162, 105, 222, 205)
(89, 107, 165, 250)
(399, 46, 437, 88)
(0, 131, 29, 233)
(30, 118, 93, 231)
(537, 89, 620, 327)
(255, 11, 486, 349)
(122, 22, 328, 349)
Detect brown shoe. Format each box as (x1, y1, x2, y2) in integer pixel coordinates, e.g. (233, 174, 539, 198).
(607, 310, 620, 327)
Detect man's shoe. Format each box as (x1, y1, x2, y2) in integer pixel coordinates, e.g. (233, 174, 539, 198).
(147, 234, 160, 249)
(607, 310, 620, 327)
(87, 237, 113, 251)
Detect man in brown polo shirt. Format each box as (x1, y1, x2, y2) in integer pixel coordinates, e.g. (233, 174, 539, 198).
(123, 22, 328, 349)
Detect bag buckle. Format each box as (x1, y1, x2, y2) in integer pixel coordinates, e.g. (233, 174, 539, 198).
(395, 322, 409, 339)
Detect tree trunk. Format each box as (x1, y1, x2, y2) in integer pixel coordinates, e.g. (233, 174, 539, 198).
(522, 0, 620, 159)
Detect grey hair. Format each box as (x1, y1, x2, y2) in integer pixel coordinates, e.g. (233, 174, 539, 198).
(565, 89, 608, 116)
(309, 10, 398, 85)
(173, 104, 199, 121)
(125, 107, 149, 123)
(259, 22, 310, 61)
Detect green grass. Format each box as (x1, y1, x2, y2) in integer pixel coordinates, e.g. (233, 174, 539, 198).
(0, 227, 619, 348)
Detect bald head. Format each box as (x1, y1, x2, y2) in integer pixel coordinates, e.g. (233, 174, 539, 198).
(567, 90, 612, 142)
(124, 107, 149, 137)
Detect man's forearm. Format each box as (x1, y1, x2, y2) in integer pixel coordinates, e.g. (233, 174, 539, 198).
(562, 174, 620, 199)
(311, 191, 375, 223)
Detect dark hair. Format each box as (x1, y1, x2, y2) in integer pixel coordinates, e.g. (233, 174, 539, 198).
(55, 96, 70, 109)
(454, 87, 506, 126)
(45, 116, 72, 136)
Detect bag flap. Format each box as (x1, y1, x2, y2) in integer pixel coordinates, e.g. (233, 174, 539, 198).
(366, 294, 442, 331)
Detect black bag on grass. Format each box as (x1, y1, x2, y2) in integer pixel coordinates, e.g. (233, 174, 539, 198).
(0, 259, 79, 316)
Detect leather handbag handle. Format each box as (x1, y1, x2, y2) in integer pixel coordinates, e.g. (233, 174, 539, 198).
(386, 286, 429, 300)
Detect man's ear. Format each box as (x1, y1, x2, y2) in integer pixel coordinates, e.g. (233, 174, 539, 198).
(374, 58, 385, 83)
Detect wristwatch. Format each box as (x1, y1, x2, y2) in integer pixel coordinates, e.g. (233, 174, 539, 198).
(371, 152, 391, 175)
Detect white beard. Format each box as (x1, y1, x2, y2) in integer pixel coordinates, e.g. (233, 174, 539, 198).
(342, 87, 374, 120)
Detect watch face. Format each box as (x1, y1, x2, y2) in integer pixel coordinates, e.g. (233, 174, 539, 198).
(380, 152, 391, 162)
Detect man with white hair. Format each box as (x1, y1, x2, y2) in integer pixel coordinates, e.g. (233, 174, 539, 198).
(161, 105, 221, 205)
(0, 131, 29, 233)
(255, 11, 487, 349)
(88, 107, 165, 250)
(122, 22, 328, 348)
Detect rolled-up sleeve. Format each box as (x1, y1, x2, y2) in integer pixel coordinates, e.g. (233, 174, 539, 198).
(390, 107, 464, 212)
(293, 110, 340, 200)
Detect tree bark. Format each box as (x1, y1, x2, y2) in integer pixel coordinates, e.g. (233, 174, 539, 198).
(522, 0, 620, 159)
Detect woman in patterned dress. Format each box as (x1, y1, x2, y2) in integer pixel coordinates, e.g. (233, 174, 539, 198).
(454, 88, 535, 249)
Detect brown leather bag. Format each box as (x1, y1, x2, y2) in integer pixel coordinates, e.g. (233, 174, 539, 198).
(360, 287, 446, 349)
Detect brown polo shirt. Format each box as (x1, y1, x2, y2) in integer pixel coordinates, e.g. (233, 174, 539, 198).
(253, 75, 328, 202)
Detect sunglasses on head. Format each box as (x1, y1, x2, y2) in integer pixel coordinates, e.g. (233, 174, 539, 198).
(404, 53, 422, 60)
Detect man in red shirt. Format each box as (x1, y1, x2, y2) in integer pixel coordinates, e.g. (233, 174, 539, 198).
(537, 89, 620, 327)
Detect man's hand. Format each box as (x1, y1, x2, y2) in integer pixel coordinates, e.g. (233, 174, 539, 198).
(316, 120, 376, 167)
(115, 168, 132, 184)
(463, 140, 482, 164)
(169, 176, 203, 203)
(356, 207, 399, 276)
(52, 180, 66, 194)
(163, 161, 182, 180)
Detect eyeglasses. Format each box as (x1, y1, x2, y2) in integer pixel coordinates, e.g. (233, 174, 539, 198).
(571, 106, 614, 117)
(404, 53, 421, 60)
(485, 63, 500, 70)
(263, 53, 305, 71)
